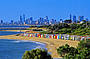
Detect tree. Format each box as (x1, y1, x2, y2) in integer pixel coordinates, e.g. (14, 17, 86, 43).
(22, 49, 52, 59)
(57, 44, 70, 57)
(57, 40, 90, 59)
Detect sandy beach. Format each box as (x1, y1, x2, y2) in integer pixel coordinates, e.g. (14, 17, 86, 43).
(0, 34, 79, 58)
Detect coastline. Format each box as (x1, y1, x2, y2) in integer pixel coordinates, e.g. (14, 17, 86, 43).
(0, 34, 79, 58)
(0, 30, 28, 32)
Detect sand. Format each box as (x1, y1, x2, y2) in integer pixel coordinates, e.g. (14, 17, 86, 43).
(0, 35, 79, 58)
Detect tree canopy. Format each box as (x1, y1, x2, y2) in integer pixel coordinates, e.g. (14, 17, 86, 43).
(57, 40, 90, 59)
(22, 49, 52, 59)
(40, 22, 90, 36)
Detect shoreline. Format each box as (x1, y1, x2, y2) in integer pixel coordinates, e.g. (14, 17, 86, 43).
(0, 34, 79, 58)
(0, 30, 28, 32)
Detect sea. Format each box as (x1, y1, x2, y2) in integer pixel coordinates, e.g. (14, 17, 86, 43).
(0, 31, 46, 59)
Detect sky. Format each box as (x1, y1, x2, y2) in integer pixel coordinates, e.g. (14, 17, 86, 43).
(0, 0, 90, 22)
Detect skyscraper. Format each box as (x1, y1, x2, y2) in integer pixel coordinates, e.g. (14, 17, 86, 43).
(45, 16, 48, 20)
(29, 17, 33, 24)
(11, 20, 14, 24)
(20, 15, 23, 24)
(30, 17, 33, 21)
(73, 16, 76, 23)
(0, 20, 3, 24)
(20, 14, 25, 24)
(78, 16, 84, 22)
(86, 18, 88, 22)
(60, 19, 63, 23)
(50, 19, 55, 24)
(70, 14, 72, 20)
(44, 16, 49, 25)
(23, 14, 25, 22)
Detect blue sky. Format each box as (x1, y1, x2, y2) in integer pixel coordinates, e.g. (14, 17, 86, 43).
(0, 0, 90, 22)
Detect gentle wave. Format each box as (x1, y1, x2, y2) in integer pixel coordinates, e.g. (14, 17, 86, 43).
(12, 40, 46, 45)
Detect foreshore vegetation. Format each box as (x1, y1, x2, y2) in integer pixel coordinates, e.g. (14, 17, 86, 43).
(57, 40, 90, 59)
(40, 22, 90, 36)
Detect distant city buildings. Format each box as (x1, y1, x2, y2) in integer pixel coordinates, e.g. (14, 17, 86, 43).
(0, 20, 3, 24)
(70, 14, 72, 20)
(0, 14, 89, 25)
(78, 16, 84, 22)
(11, 20, 14, 24)
(73, 15, 77, 23)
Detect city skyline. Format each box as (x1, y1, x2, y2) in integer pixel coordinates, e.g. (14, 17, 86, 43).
(0, 14, 89, 26)
(0, 14, 89, 22)
(0, 0, 90, 22)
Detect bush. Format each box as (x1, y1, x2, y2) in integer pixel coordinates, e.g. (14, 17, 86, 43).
(57, 44, 70, 57)
(22, 49, 52, 59)
(57, 40, 90, 59)
(16, 34, 20, 36)
(42, 23, 90, 36)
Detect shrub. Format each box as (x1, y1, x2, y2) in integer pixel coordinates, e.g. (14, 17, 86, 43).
(16, 34, 20, 36)
(22, 49, 52, 59)
(57, 40, 90, 59)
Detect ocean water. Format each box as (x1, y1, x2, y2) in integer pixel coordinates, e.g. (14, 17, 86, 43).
(0, 26, 30, 28)
(0, 31, 46, 59)
(0, 31, 24, 36)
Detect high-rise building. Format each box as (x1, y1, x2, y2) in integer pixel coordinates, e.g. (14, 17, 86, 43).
(78, 16, 84, 22)
(11, 20, 14, 24)
(44, 16, 49, 25)
(60, 19, 63, 23)
(30, 17, 33, 21)
(25, 17, 33, 25)
(73, 16, 76, 23)
(45, 16, 48, 20)
(29, 17, 33, 24)
(49, 19, 55, 24)
(20, 15, 23, 24)
(0, 20, 3, 24)
(23, 14, 25, 22)
(70, 14, 72, 20)
(20, 14, 25, 24)
(86, 18, 88, 22)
